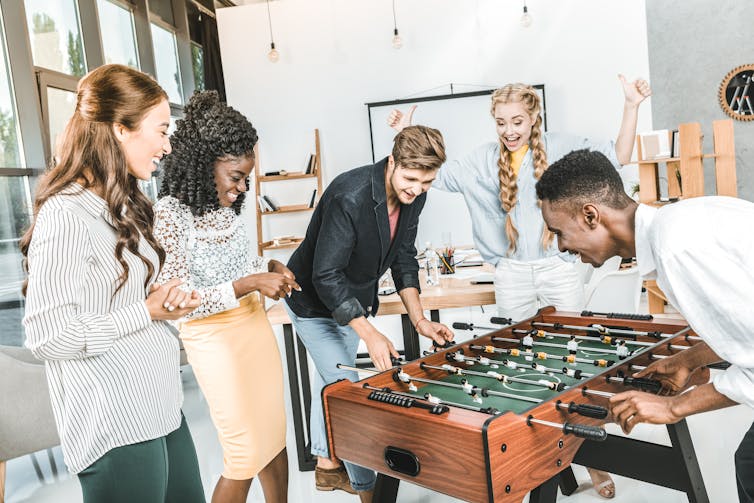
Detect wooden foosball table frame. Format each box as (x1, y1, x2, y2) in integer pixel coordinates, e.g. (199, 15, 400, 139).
(323, 307, 709, 503)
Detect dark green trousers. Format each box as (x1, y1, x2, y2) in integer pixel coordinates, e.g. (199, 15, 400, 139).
(737, 421, 754, 503)
(78, 414, 205, 503)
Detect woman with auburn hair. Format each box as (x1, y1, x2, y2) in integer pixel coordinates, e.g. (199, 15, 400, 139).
(21, 64, 205, 502)
(389, 75, 651, 499)
(154, 90, 298, 503)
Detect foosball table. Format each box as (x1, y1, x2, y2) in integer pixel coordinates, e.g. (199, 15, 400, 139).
(323, 307, 710, 503)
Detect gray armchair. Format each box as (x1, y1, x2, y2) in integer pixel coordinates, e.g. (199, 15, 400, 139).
(0, 345, 60, 503)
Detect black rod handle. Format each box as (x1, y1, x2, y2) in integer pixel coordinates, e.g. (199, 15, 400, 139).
(565, 401, 608, 419)
(452, 322, 472, 330)
(623, 377, 662, 393)
(563, 423, 608, 441)
(490, 317, 512, 325)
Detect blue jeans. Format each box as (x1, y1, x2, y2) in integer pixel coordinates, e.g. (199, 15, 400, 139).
(283, 302, 376, 491)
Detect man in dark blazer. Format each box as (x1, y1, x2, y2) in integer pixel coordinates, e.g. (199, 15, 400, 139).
(284, 126, 454, 502)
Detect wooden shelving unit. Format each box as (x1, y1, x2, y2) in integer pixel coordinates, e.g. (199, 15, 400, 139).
(254, 129, 323, 255)
(636, 120, 736, 312)
(636, 120, 736, 205)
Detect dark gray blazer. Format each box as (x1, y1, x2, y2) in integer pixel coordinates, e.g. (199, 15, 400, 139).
(286, 157, 423, 325)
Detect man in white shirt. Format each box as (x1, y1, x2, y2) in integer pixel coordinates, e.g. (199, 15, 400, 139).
(535, 148, 754, 503)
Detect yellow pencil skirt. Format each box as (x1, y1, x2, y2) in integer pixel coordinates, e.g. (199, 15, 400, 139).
(179, 294, 286, 480)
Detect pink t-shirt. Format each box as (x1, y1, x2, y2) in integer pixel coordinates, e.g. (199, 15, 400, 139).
(388, 205, 401, 241)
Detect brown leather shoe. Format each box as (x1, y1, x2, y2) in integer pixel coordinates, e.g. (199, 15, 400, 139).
(358, 489, 374, 503)
(315, 465, 356, 494)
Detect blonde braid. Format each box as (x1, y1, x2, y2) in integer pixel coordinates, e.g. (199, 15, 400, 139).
(528, 115, 554, 249)
(496, 140, 519, 254)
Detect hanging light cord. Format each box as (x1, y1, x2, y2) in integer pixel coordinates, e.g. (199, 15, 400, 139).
(266, 0, 275, 45)
(392, 0, 398, 31)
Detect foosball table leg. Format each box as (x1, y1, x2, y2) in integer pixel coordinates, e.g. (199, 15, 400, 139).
(667, 420, 708, 503)
(373, 473, 400, 503)
(573, 418, 709, 503)
(558, 466, 579, 496)
(528, 473, 559, 503)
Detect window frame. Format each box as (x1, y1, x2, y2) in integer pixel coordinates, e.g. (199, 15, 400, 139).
(94, 0, 141, 69)
(35, 67, 79, 163)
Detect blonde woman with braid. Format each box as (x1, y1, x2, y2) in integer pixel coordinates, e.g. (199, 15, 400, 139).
(389, 75, 651, 499)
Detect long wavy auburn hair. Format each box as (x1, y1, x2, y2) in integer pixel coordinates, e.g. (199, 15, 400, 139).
(20, 64, 168, 295)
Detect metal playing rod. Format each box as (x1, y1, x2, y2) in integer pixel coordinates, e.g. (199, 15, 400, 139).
(527, 415, 608, 441)
(421, 362, 566, 391)
(393, 369, 543, 404)
(469, 344, 614, 368)
(531, 321, 690, 339)
(337, 364, 380, 374)
(361, 384, 496, 414)
(581, 387, 615, 398)
(512, 328, 656, 348)
(446, 351, 597, 380)
(452, 322, 500, 332)
(493, 336, 634, 356)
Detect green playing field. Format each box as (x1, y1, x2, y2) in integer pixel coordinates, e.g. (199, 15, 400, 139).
(398, 336, 646, 415)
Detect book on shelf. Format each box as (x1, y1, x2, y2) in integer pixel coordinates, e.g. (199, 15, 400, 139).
(257, 195, 272, 212)
(261, 194, 278, 211)
(305, 154, 315, 174)
(670, 129, 680, 158)
(639, 129, 671, 160)
(308, 188, 318, 208)
(271, 235, 300, 247)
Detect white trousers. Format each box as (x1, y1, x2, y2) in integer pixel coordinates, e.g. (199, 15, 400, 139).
(494, 255, 584, 320)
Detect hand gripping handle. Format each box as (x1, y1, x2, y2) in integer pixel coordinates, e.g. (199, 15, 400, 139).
(623, 377, 662, 393)
(565, 401, 609, 419)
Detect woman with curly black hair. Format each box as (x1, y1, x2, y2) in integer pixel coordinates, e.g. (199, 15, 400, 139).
(154, 90, 298, 503)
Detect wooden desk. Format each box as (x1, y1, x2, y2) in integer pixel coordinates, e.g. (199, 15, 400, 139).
(267, 266, 495, 471)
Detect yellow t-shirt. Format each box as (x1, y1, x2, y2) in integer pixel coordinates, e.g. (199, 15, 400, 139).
(510, 145, 529, 178)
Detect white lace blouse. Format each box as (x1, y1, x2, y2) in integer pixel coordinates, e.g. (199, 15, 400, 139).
(154, 196, 269, 320)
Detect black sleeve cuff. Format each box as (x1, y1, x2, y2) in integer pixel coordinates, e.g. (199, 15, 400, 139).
(332, 297, 366, 326)
(394, 273, 421, 295)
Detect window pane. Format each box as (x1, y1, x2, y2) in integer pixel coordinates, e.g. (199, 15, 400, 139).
(24, 0, 86, 77)
(97, 0, 139, 68)
(46, 87, 77, 158)
(0, 11, 23, 168)
(0, 176, 32, 347)
(191, 43, 204, 91)
(151, 23, 183, 104)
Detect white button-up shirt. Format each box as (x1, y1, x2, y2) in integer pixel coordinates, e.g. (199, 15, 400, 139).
(635, 197, 754, 409)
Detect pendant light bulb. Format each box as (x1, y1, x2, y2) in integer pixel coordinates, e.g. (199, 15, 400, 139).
(520, 5, 532, 27)
(267, 42, 279, 63)
(392, 28, 403, 49)
(265, 0, 279, 63)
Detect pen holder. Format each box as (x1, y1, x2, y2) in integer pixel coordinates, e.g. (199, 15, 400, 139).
(439, 253, 455, 275)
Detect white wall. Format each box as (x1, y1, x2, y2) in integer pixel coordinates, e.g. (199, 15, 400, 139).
(217, 0, 652, 255)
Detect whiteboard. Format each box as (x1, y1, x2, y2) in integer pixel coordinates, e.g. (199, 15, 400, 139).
(367, 87, 546, 250)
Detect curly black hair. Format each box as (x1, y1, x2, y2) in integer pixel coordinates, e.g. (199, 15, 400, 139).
(159, 90, 258, 216)
(535, 149, 632, 210)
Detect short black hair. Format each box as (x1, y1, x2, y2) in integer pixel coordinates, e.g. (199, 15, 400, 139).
(159, 90, 258, 216)
(536, 149, 631, 210)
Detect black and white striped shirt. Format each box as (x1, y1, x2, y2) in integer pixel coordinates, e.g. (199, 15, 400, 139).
(23, 185, 182, 473)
